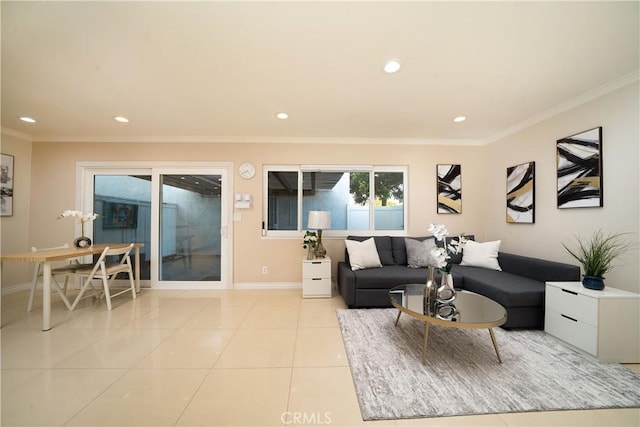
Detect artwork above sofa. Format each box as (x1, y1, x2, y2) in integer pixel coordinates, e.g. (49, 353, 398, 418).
(337, 235, 581, 329)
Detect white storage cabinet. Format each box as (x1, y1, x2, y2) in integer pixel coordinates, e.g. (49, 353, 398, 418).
(302, 257, 332, 298)
(545, 281, 640, 363)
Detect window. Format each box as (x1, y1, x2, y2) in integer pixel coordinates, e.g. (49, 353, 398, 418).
(264, 165, 406, 235)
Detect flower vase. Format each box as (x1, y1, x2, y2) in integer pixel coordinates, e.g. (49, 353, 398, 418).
(423, 267, 438, 316)
(437, 273, 456, 302)
(314, 229, 326, 258)
(73, 236, 92, 248)
(306, 246, 315, 260)
(73, 221, 92, 248)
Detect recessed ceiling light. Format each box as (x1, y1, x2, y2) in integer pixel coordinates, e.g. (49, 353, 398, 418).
(383, 60, 401, 74)
(276, 112, 289, 120)
(453, 116, 466, 123)
(19, 116, 36, 123)
(114, 116, 129, 123)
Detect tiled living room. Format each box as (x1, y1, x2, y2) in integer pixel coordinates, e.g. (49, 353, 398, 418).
(1, 1, 639, 426)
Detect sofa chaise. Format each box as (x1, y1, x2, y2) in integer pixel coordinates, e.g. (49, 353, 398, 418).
(337, 235, 581, 329)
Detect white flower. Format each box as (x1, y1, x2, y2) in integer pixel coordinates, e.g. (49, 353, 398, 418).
(430, 247, 450, 269)
(58, 210, 98, 223)
(428, 223, 449, 241)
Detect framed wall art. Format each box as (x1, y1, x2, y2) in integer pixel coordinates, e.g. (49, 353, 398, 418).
(437, 164, 461, 214)
(506, 161, 535, 224)
(556, 127, 603, 208)
(1, 153, 14, 216)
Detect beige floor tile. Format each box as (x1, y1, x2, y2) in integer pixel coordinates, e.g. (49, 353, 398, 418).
(176, 368, 291, 426)
(1, 368, 125, 426)
(157, 296, 217, 311)
(397, 414, 508, 426)
(203, 289, 263, 306)
(288, 367, 369, 426)
(54, 328, 172, 368)
(498, 409, 613, 426)
(298, 305, 340, 328)
(254, 289, 303, 308)
(181, 304, 252, 329)
(1, 328, 109, 369)
(622, 363, 640, 373)
(301, 294, 347, 309)
(293, 327, 348, 367)
(132, 289, 186, 307)
(240, 305, 300, 329)
(214, 328, 297, 368)
(594, 408, 640, 427)
(136, 328, 235, 368)
(56, 301, 156, 330)
(125, 305, 204, 329)
(67, 368, 208, 426)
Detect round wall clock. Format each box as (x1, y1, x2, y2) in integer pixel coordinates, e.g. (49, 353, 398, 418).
(239, 162, 256, 179)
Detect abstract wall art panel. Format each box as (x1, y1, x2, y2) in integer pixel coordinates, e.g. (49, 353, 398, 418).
(437, 164, 461, 214)
(1, 153, 14, 216)
(556, 127, 603, 208)
(506, 161, 535, 224)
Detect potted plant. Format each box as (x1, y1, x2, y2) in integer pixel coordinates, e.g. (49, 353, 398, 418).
(562, 230, 635, 290)
(303, 230, 318, 260)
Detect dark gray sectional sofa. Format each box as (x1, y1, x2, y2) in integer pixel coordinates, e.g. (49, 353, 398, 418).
(337, 235, 581, 329)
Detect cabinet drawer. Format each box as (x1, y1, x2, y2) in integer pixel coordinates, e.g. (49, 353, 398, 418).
(303, 261, 331, 279)
(303, 278, 331, 297)
(546, 285, 598, 326)
(545, 309, 597, 355)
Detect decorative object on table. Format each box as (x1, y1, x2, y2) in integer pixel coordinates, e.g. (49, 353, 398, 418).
(0, 153, 15, 216)
(557, 127, 603, 208)
(437, 164, 461, 214)
(427, 223, 467, 303)
(307, 210, 331, 258)
(58, 210, 98, 248)
(302, 230, 318, 260)
(506, 161, 535, 223)
(423, 266, 438, 316)
(562, 229, 635, 290)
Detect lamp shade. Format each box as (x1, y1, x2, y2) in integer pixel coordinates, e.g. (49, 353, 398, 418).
(308, 211, 331, 230)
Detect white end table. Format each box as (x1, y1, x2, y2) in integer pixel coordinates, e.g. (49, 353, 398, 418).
(302, 256, 332, 298)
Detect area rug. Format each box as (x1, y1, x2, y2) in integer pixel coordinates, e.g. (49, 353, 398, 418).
(337, 308, 640, 421)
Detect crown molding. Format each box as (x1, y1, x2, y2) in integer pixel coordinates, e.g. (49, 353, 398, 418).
(1, 127, 32, 141)
(483, 69, 640, 145)
(31, 134, 485, 146)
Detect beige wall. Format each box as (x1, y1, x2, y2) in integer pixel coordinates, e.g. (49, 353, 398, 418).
(2, 82, 638, 292)
(13, 141, 487, 288)
(0, 132, 33, 285)
(485, 83, 640, 293)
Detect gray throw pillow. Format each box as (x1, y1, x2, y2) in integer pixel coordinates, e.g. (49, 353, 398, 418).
(404, 238, 437, 268)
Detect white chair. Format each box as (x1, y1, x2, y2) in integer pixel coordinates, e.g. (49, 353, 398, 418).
(27, 244, 80, 312)
(70, 244, 136, 311)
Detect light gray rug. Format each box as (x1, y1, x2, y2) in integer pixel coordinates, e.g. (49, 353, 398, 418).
(337, 308, 640, 421)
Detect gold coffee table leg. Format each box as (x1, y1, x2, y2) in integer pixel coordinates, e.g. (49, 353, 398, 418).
(394, 310, 402, 326)
(422, 321, 430, 364)
(488, 328, 502, 363)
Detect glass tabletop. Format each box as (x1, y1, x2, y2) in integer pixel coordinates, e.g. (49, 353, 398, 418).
(389, 283, 507, 327)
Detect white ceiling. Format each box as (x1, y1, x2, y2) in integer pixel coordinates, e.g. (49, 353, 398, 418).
(2, 1, 638, 144)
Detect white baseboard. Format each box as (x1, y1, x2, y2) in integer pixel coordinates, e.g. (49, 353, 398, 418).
(1, 282, 32, 295)
(234, 282, 302, 290)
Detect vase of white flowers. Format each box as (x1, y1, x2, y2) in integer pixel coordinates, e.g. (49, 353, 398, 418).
(58, 210, 98, 248)
(427, 223, 468, 304)
(303, 230, 318, 260)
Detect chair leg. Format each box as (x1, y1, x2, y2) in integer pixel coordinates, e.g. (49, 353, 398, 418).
(101, 266, 113, 311)
(27, 263, 42, 312)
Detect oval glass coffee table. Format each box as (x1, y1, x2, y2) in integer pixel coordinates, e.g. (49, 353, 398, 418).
(389, 283, 507, 364)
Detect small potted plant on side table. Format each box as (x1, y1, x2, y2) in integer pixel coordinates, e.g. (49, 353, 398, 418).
(562, 229, 635, 290)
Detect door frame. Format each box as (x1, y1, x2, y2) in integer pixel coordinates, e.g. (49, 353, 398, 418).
(77, 161, 234, 289)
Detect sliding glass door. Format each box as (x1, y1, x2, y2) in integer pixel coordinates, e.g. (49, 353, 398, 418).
(83, 164, 231, 288)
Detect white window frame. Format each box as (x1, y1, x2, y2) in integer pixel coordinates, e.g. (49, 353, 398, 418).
(263, 164, 408, 238)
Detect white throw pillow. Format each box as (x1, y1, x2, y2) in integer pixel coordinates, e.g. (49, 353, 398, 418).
(460, 240, 502, 271)
(345, 238, 382, 271)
